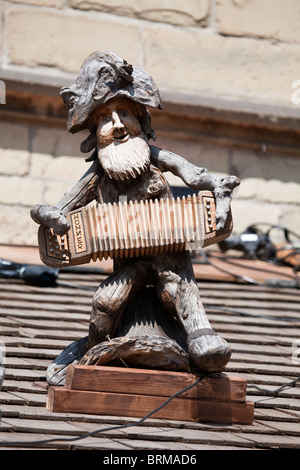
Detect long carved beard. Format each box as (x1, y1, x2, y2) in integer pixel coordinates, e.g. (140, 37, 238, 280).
(98, 135, 150, 182)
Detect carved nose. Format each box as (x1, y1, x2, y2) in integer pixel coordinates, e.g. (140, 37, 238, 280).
(112, 111, 124, 129)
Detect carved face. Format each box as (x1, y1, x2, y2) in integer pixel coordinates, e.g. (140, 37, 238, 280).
(93, 97, 151, 182)
(94, 97, 143, 149)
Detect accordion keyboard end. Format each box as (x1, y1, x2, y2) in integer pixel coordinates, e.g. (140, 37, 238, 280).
(38, 225, 91, 268)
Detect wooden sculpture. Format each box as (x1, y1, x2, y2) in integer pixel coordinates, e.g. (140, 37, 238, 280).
(31, 51, 240, 385)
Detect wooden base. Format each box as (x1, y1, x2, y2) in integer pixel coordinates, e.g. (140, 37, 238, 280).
(47, 365, 254, 425)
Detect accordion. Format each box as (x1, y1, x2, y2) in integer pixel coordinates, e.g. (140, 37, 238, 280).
(38, 191, 232, 268)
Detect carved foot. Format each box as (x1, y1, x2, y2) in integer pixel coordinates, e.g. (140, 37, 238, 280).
(187, 328, 231, 372)
(46, 336, 88, 385)
(79, 335, 189, 371)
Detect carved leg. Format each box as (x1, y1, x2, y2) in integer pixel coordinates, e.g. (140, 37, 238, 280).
(47, 261, 150, 385)
(88, 261, 150, 348)
(154, 252, 231, 372)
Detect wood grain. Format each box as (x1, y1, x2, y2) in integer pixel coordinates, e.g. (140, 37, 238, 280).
(47, 386, 254, 425)
(65, 365, 247, 402)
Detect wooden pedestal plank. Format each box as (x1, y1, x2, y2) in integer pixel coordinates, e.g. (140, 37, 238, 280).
(47, 365, 254, 425)
(47, 387, 254, 424)
(65, 365, 246, 401)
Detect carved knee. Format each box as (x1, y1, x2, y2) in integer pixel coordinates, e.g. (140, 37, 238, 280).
(92, 288, 114, 315)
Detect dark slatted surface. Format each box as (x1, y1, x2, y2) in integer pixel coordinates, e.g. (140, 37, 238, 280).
(0, 247, 300, 450)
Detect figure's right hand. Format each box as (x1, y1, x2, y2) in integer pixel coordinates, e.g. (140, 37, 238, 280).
(30, 205, 70, 236)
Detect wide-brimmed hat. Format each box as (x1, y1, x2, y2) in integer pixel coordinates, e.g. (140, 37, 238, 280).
(60, 51, 163, 135)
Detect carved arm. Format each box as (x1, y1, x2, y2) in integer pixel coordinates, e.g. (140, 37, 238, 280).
(150, 145, 240, 230)
(30, 158, 102, 235)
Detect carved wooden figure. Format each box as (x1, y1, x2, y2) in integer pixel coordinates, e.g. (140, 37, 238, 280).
(31, 51, 240, 385)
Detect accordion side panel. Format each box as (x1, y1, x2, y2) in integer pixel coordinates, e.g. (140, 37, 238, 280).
(193, 192, 205, 251)
(66, 208, 92, 265)
(38, 225, 72, 268)
(199, 191, 233, 247)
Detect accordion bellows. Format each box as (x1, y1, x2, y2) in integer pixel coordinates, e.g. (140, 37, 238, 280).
(38, 191, 232, 268)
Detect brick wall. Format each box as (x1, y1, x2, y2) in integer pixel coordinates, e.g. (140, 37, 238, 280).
(2, 0, 300, 103)
(0, 0, 300, 246)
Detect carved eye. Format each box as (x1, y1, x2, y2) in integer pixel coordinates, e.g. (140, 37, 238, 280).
(68, 97, 77, 109)
(65, 94, 77, 110)
(60, 88, 78, 110)
(119, 110, 128, 119)
(102, 114, 112, 123)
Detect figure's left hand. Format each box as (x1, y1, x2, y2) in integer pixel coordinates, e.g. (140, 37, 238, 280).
(149, 146, 240, 230)
(179, 164, 240, 230)
(214, 176, 240, 230)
